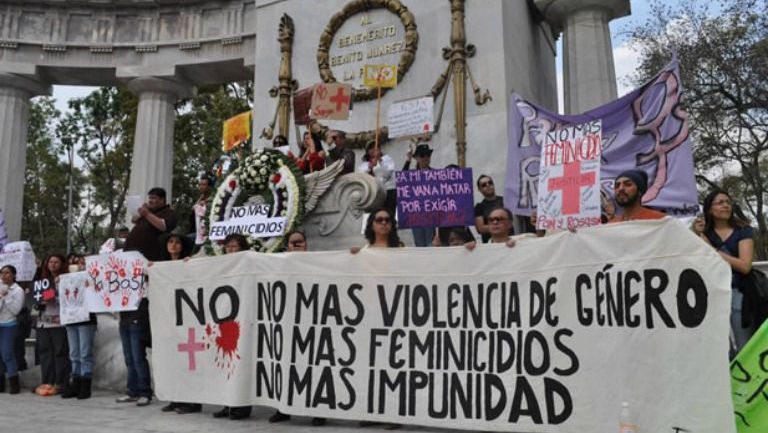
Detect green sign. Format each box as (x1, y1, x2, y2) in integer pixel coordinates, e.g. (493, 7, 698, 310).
(731, 319, 768, 433)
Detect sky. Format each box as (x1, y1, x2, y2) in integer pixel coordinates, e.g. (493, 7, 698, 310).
(50, 1, 672, 115)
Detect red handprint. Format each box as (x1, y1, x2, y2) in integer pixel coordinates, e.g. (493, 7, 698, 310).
(131, 259, 144, 279)
(108, 256, 128, 279)
(88, 261, 100, 279)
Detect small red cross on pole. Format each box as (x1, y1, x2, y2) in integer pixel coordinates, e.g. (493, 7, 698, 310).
(177, 327, 206, 371)
(329, 87, 350, 111)
(547, 161, 596, 215)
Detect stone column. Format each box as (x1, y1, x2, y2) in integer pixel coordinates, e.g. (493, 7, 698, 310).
(125, 77, 192, 203)
(0, 74, 50, 241)
(535, 0, 630, 113)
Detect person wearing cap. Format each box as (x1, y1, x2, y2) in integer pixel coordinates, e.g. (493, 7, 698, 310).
(608, 169, 666, 222)
(358, 141, 397, 217)
(402, 143, 437, 247)
(326, 130, 355, 175)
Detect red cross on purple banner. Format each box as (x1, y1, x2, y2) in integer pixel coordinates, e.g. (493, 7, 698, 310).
(547, 161, 596, 215)
(177, 327, 206, 371)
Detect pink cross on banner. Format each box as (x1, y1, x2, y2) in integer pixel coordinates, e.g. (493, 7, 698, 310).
(178, 327, 206, 371)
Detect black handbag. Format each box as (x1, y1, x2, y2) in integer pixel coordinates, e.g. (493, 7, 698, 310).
(743, 268, 768, 328)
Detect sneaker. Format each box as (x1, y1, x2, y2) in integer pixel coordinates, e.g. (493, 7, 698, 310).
(136, 396, 152, 406)
(161, 402, 179, 412)
(269, 411, 291, 423)
(175, 403, 202, 414)
(116, 395, 139, 403)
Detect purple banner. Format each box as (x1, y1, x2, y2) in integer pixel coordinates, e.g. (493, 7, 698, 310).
(395, 168, 474, 229)
(505, 59, 699, 217)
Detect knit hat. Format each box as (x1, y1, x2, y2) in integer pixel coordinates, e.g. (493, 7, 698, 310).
(615, 169, 648, 195)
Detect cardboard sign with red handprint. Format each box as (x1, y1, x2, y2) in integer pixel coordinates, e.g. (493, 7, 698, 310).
(58, 271, 91, 325)
(84, 251, 148, 312)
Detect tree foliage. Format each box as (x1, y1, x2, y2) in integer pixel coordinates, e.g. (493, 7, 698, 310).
(22, 97, 85, 258)
(628, 0, 768, 258)
(56, 87, 137, 252)
(172, 82, 253, 233)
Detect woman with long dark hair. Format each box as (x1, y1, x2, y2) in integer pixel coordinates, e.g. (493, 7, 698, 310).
(35, 254, 71, 395)
(698, 190, 756, 353)
(363, 207, 401, 249)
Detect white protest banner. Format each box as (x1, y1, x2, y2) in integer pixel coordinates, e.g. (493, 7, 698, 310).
(85, 251, 147, 312)
(387, 96, 434, 139)
(208, 204, 286, 241)
(0, 241, 37, 281)
(58, 272, 91, 325)
(537, 120, 602, 231)
(0, 208, 7, 250)
(149, 219, 735, 433)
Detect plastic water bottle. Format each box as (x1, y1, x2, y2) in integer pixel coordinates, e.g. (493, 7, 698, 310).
(619, 402, 638, 433)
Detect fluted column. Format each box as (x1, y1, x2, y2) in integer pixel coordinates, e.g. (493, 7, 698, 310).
(0, 74, 50, 241)
(125, 77, 192, 203)
(535, 0, 630, 113)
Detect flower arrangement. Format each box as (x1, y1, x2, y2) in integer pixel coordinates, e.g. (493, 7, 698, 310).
(204, 149, 306, 254)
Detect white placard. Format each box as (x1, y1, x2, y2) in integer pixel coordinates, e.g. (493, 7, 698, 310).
(58, 272, 92, 325)
(208, 204, 286, 240)
(387, 96, 434, 139)
(85, 251, 147, 312)
(0, 241, 37, 281)
(126, 195, 143, 218)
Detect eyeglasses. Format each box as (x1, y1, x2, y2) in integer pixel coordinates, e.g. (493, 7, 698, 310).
(289, 240, 305, 246)
(374, 217, 391, 224)
(488, 216, 508, 224)
(713, 199, 732, 206)
(480, 181, 494, 188)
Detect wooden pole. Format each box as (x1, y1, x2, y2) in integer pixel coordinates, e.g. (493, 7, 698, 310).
(374, 82, 382, 153)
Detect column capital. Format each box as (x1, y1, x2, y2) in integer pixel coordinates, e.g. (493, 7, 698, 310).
(124, 76, 194, 100)
(534, 0, 630, 32)
(0, 73, 51, 98)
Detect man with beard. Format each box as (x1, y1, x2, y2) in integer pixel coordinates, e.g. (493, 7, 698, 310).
(608, 169, 665, 222)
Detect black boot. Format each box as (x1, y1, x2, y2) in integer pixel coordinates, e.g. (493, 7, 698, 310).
(77, 377, 92, 400)
(61, 376, 81, 399)
(8, 375, 20, 394)
(0, 376, 5, 393)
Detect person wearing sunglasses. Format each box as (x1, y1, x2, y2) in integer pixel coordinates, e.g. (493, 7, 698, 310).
(474, 174, 508, 243)
(351, 208, 403, 254)
(465, 207, 518, 250)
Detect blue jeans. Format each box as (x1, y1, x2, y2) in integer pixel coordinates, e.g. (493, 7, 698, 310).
(411, 227, 434, 247)
(66, 324, 96, 377)
(119, 323, 152, 398)
(0, 324, 18, 377)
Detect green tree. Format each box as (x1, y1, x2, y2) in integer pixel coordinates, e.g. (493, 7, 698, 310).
(628, 0, 768, 258)
(172, 82, 253, 233)
(22, 97, 86, 258)
(57, 87, 138, 252)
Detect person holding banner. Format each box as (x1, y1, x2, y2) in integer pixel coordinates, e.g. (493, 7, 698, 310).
(361, 208, 402, 250)
(358, 141, 397, 217)
(0, 265, 24, 394)
(402, 143, 436, 247)
(699, 190, 757, 354)
(465, 208, 518, 250)
(211, 233, 254, 421)
(60, 254, 97, 400)
(156, 233, 202, 414)
(270, 230, 327, 426)
(474, 175, 508, 243)
(608, 170, 666, 222)
(34, 254, 71, 396)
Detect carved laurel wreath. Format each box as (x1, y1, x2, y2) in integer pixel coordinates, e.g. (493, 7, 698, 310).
(317, 0, 419, 102)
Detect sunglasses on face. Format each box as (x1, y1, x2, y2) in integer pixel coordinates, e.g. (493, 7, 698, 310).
(374, 217, 391, 224)
(480, 181, 494, 188)
(488, 216, 508, 224)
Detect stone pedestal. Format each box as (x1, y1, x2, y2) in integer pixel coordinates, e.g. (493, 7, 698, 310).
(125, 77, 193, 203)
(0, 74, 50, 241)
(535, 0, 630, 113)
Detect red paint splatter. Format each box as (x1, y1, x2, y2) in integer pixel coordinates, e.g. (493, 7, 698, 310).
(205, 323, 213, 336)
(215, 320, 239, 357)
(228, 179, 237, 189)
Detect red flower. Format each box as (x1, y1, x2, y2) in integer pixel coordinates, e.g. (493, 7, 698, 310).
(228, 179, 237, 189)
(271, 174, 281, 184)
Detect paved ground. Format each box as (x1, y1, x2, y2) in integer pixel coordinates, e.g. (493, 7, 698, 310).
(0, 388, 454, 433)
